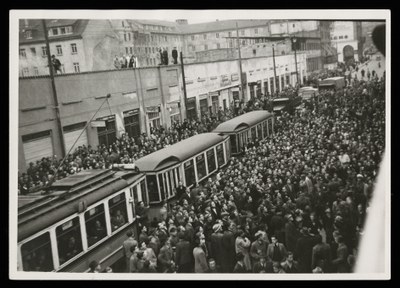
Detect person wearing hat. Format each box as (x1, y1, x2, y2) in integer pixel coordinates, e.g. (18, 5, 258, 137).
(210, 223, 224, 270)
(285, 213, 300, 253)
(88, 260, 101, 273)
(235, 229, 252, 271)
(221, 222, 236, 273)
(250, 231, 269, 264)
(175, 232, 193, 273)
(294, 227, 319, 273)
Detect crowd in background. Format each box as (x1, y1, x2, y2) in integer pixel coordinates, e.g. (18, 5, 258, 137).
(87, 69, 385, 273)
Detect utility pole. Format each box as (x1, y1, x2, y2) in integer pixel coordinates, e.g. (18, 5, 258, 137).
(236, 22, 245, 102)
(272, 43, 277, 95)
(180, 51, 189, 119)
(292, 37, 299, 86)
(42, 19, 66, 158)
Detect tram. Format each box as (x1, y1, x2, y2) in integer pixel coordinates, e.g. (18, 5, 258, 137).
(212, 110, 274, 155)
(17, 168, 148, 272)
(135, 133, 231, 205)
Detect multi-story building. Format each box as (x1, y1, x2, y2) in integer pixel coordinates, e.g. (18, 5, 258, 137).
(19, 19, 121, 76)
(178, 19, 271, 63)
(270, 20, 337, 72)
(330, 21, 364, 64)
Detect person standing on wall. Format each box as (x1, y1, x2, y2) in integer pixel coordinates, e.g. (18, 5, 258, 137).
(172, 47, 178, 64)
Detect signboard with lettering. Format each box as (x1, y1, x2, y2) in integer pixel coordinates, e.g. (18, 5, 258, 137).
(220, 75, 231, 87)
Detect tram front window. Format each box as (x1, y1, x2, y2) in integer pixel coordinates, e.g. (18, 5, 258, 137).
(184, 159, 195, 187)
(109, 193, 127, 232)
(56, 217, 83, 265)
(85, 204, 107, 247)
(21, 232, 53, 271)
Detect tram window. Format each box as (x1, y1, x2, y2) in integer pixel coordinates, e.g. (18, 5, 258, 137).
(206, 149, 216, 173)
(196, 154, 207, 180)
(21, 232, 53, 271)
(263, 121, 268, 137)
(251, 127, 257, 141)
(158, 174, 166, 200)
(216, 144, 225, 166)
(108, 193, 127, 232)
(268, 118, 273, 136)
(85, 204, 107, 247)
(230, 135, 237, 154)
(131, 185, 139, 205)
(56, 217, 83, 265)
(257, 124, 262, 140)
(184, 159, 195, 187)
(146, 175, 159, 203)
(225, 141, 230, 160)
(140, 180, 148, 206)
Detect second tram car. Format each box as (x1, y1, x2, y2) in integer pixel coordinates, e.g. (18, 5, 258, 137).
(135, 133, 231, 205)
(17, 169, 148, 272)
(212, 110, 274, 155)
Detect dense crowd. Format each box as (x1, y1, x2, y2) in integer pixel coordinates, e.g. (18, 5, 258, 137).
(88, 70, 385, 273)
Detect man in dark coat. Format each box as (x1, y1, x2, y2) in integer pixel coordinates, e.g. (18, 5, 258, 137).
(162, 48, 169, 65)
(233, 253, 247, 273)
(176, 181, 186, 200)
(295, 227, 319, 273)
(284, 214, 300, 253)
(210, 223, 225, 269)
(312, 234, 332, 273)
(332, 235, 350, 273)
(172, 47, 178, 64)
(221, 223, 236, 272)
(175, 232, 193, 273)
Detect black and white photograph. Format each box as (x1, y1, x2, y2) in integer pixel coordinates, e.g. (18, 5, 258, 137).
(9, 9, 390, 280)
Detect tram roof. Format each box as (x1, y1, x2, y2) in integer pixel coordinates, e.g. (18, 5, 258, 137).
(135, 133, 229, 172)
(212, 111, 273, 134)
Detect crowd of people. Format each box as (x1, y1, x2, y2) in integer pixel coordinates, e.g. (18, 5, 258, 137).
(88, 69, 385, 273)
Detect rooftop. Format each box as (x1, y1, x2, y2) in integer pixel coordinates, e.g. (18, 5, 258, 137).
(135, 133, 229, 172)
(212, 111, 273, 133)
(177, 19, 271, 34)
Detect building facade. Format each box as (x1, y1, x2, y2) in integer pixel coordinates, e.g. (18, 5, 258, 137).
(19, 19, 121, 77)
(330, 21, 364, 63)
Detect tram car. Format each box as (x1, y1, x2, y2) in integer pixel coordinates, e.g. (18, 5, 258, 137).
(17, 168, 148, 272)
(212, 110, 274, 155)
(135, 133, 231, 205)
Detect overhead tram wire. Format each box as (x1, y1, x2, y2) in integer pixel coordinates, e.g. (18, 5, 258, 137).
(44, 94, 112, 193)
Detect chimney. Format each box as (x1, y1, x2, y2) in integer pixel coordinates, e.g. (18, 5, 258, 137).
(176, 19, 188, 25)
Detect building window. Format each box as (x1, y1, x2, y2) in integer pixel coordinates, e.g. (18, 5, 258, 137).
(334, 36, 337, 40)
(148, 111, 161, 129)
(22, 67, 29, 76)
(124, 110, 140, 139)
(191, 35, 195, 40)
(56, 45, 62, 56)
(242, 40, 246, 46)
(30, 47, 36, 55)
(192, 45, 195, 51)
(126, 47, 129, 54)
(34, 67, 39, 75)
(52, 28, 58, 36)
(216, 33, 219, 38)
(130, 47, 133, 54)
(339, 36, 343, 39)
(344, 35, 348, 39)
(254, 28, 258, 34)
(97, 115, 116, 146)
(229, 41, 233, 48)
(71, 43, 77, 54)
(73, 62, 80, 73)
(128, 33, 131, 41)
(228, 32, 232, 37)
(60, 27, 66, 34)
(241, 30, 245, 35)
(217, 43, 220, 49)
(19, 49, 26, 58)
(41, 46, 47, 57)
(122, 21, 124, 27)
(124, 33, 127, 41)
(204, 44, 208, 50)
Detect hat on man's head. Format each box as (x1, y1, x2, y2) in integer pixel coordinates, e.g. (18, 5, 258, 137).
(212, 223, 222, 233)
